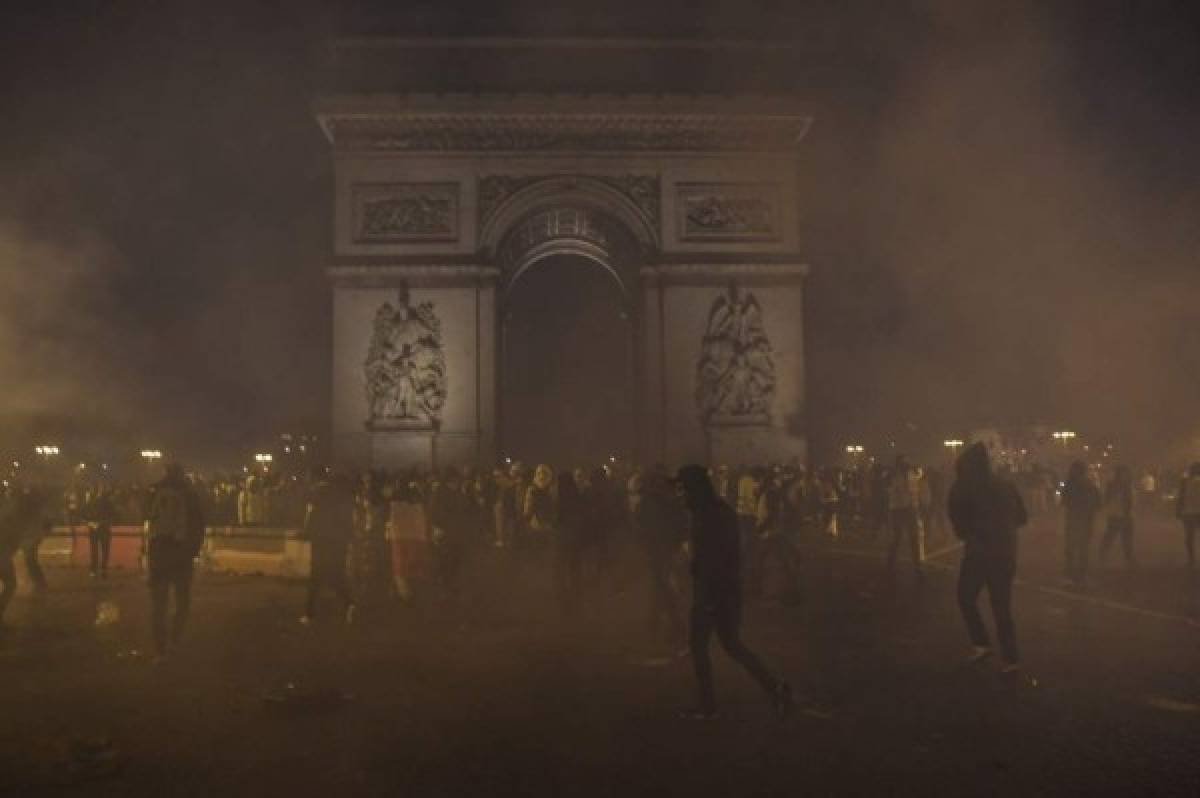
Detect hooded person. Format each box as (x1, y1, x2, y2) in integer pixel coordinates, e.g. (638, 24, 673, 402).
(947, 443, 1028, 672)
(674, 464, 792, 720)
(144, 463, 206, 662)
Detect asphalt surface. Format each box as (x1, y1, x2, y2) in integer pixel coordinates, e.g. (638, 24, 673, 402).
(2, 514, 1198, 797)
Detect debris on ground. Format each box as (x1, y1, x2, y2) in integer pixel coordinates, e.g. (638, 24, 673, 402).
(95, 601, 121, 627)
(63, 736, 122, 782)
(262, 682, 355, 715)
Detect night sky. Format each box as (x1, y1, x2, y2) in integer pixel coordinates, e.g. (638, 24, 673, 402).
(2, 1, 1198, 465)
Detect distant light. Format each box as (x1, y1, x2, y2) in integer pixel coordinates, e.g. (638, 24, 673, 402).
(78, 462, 87, 469)
(284, 446, 291, 454)
(102, 464, 109, 470)
(35, 445, 61, 456)
(140, 450, 163, 460)
(1052, 431, 1076, 441)
(943, 439, 964, 449)
(254, 453, 273, 463)
(845, 445, 865, 454)
(12, 461, 18, 468)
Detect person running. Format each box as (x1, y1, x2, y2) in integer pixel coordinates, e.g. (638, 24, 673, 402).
(300, 468, 356, 625)
(1100, 465, 1136, 570)
(1061, 461, 1101, 588)
(1176, 463, 1200, 571)
(675, 464, 792, 720)
(948, 443, 1028, 674)
(144, 463, 206, 663)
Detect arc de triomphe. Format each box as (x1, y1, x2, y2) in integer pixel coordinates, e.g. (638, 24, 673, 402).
(315, 39, 812, 469)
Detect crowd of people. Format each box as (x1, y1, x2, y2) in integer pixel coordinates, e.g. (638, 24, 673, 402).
(2, 448, 1199, 718)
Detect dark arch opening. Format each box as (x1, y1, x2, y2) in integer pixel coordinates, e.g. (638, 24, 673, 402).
(499, 254, 634, 468)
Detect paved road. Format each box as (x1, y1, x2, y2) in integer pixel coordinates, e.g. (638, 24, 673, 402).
(1, 517, 1197, 796)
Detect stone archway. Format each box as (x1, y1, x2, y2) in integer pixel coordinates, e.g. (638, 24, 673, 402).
(318, 42, 814, 470)
(493, 204, 642, 466)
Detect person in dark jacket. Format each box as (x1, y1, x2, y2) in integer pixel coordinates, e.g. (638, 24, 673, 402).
(1100, 465, 1136, 570)
(300, 468, 356, 625)
(1176, 462, 1200, 571)
(947, 443, 1028, 673)
(1061, 461, 1101, 588)
(144, 463, 206, 662)
(675, 464, 792, 720)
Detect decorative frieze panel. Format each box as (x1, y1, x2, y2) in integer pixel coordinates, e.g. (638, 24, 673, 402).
(324, 115, 809, 153)
(478, 174, 660, 230)
(696, 284, 776, 425)
(678, 182, 780, 242)
(364, 285, 447, 429)
(352, 182, 459, 243)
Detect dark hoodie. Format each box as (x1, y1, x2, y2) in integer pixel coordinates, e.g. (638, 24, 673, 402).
(676, 465, 741, 600)
(947, 443, 1028, 559)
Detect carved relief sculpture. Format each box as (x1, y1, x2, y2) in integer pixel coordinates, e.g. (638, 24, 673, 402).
(364, 285, 447, 428)
(352, 182, 459, 243)
(678, 182, 779, 241)
(696, 284, 776, 424)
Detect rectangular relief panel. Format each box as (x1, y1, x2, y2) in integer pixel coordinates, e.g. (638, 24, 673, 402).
(351, 182, 460, 243)
(676, 182, 781, 243)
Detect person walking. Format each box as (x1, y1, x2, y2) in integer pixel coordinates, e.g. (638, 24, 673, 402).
(1061, 461, 1101, 588)
(948, 443, 1028, 674)
(1176, 463, 1200, 571)
(675, 464, 792, 720)
(886, 456, 927, 580)
(144, 463, 206, 663)
(1100, 465, 1136, 571)
(300, 468, 356, 625)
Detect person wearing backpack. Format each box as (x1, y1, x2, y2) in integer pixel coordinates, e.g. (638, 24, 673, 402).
(948, 442, 1028, 674)
(1176, 462, 1200, 571)
(144, 463, 205, 663)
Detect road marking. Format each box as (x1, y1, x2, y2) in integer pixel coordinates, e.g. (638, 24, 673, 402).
(1146, 696, 1200, 713)
(816, 546, 1200, 630)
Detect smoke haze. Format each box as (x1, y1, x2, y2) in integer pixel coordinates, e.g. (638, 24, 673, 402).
(1, 1, 1196, 464)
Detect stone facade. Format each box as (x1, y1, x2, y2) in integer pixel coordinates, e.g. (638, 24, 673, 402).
(317, 41, 812, 469)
